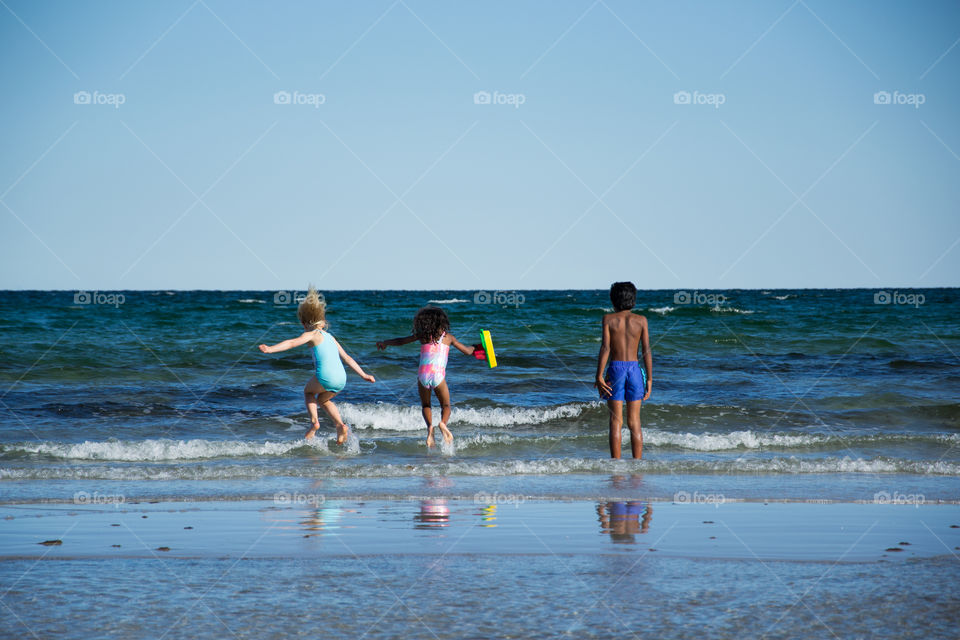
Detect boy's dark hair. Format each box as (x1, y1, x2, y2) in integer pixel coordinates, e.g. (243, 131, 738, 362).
(413, 306, 450, 343)
(610, 282, 637, 311)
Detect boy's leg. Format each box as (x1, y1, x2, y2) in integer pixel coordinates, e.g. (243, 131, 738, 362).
(316, 390, 347, 444)
(607, 400, 623, 459)
(625, 400, 643, 459)
(418, 383, 436, 447)
(434, 381, 453, 444)
(303, 377, 325, 439)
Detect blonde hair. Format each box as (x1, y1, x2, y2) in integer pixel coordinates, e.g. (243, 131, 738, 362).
(297, 286, 326, 329)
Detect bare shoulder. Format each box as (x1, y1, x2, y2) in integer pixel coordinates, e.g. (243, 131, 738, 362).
(630, 312, 647, 332)
(443, 333, 457, 344)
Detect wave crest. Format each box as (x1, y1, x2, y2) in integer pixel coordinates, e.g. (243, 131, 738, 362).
(338, 402, 595, 431)
(2, 438, 328, 461)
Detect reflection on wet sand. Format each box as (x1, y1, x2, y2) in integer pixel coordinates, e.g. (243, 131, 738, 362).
(597, 501, 652, 543)
(414, 499, 450, 528)
(608, 473, 645, 492)
(476, 504, 497, 527)
(261, 497, 351, 539)
(412, 476, 454, 529)
(300, 502, 346, 536)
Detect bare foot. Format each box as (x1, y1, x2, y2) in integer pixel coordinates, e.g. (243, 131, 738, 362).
(336, 423, 350, 445)
(305, 421, 320, 440)
(438, 422, 453, 444)
(426, 431, 436, 448)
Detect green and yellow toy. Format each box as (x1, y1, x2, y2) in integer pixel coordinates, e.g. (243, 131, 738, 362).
(472, 330, 497, 368)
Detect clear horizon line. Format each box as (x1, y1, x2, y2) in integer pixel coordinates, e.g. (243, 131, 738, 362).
(0, 286, 955, 293)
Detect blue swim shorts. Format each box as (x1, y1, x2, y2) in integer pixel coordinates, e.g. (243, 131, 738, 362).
(602, 361, 646, 402)
(609, 501, 647, 517)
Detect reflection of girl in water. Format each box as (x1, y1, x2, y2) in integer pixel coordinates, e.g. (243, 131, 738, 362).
(414, 499, 450, 529)
(301, 501, 344, 537)
(597, 501, 652, 543)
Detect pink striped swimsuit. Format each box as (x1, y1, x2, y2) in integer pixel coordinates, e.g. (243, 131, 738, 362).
(418, 332, 449, 389)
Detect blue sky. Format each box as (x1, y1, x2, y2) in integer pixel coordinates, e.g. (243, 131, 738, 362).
(1, 0, 958, 290)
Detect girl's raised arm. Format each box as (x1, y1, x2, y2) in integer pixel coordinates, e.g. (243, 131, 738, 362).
(259, 331, 314, 354)
(336, 341, 376, 382)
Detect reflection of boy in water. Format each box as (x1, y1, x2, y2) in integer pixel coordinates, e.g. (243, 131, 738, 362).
(597, 501, 652, 543)
(609, 473, 645, 492)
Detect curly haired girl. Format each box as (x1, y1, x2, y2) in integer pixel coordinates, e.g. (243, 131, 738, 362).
(376, 306, 478, 448)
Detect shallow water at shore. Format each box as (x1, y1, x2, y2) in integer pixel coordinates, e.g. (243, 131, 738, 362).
(2, 499, 959, 639)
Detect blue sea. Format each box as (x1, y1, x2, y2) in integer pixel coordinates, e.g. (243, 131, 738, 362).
(2, 289, 960, 639)
(1, 288, 957, 503)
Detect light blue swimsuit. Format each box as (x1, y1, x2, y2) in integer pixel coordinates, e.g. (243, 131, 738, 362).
(312, 330, 347, 393)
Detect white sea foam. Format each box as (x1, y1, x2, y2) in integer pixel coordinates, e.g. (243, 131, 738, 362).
(338, 402, 596, 431)
(644, 429, 825, 451)
(447, 429, 960, 452)
(4, 428, 956, 463)
(5, 438, 327, 461)
(343, 432, 361, 454)
(427, 298, 469, 304)
(647, 306, 675, 315)
(237, 298, 266, 304)
(439, 438, 456, 456)
(4, 455, 957, 480)
(711, 305, 755, 314)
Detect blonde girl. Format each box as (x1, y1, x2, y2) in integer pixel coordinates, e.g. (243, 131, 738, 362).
(260, 287, 374, 442)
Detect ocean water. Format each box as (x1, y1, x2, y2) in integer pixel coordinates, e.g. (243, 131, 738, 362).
(1, 289, 958, 503)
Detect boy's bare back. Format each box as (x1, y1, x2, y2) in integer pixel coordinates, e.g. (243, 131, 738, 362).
(602, 311, 647, 361)
(596, 281, 651, 459)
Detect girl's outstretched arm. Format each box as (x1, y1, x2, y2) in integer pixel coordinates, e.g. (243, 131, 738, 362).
(337, 341, 376, 382)
(259, 332, 314, 354)
(446, 334, 477, 356)
(376, 335, 417, 350)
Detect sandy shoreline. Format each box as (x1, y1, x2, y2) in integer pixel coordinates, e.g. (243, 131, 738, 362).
(4, 499, 959, 639)
(3, 499, 958, 562)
